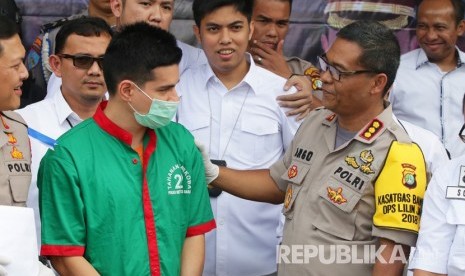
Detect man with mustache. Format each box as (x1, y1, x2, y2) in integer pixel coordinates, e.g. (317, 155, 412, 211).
(17, 16, 113, 252)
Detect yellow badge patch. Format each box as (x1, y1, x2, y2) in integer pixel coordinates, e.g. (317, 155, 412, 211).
(284, 186, 293, 209)
(327, 186, 347, 204)
(288, 165, 298, 179)
(10, 146, 23, 159)
(373, 142, 427, 233)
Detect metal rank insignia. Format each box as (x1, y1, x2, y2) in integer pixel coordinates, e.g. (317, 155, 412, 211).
(359, 119, 383, 141)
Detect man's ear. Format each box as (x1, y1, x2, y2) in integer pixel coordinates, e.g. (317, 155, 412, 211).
(118, 80, 134, 102)
(48, 54, 63, 78)
(248, 20, 255, 41)
(110, 0, 123, 18)
(457, 19, 465, 36)
(371, 73, 388, 96)
(193, 25, 201, 44)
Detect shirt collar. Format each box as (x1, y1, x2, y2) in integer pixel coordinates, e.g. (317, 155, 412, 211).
(53, 90, 82, 126)
(202, 53, 261, 95)
(322, 102, 393, 145)
(93, 101, 133, 146)
(415, 46, 465, 69)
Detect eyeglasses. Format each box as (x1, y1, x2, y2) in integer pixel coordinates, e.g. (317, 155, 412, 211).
(58, 54, 104, 70)
(317, 54, 376, 81)
(459, 124, 465, 143)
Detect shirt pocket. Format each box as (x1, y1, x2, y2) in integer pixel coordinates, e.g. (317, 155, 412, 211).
(312, 173, 368, 241)
(239, 116, 281, 163)
(9, 176, 29, 204)
(281, 161, 311, 220)
(179, 113, 210, 144)
(446, 201, 465, 247)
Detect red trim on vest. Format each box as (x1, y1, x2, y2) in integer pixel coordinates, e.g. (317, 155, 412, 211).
(93, 101, 132, 146)
(186, 219, 217, 237)
(40, 245, 85, 256)
(142, 130, 161, 276)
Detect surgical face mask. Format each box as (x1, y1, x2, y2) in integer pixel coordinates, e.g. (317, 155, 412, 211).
(128, 82, 179, 129)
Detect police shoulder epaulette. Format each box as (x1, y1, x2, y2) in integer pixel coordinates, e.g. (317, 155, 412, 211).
(359, 118, 384, 141)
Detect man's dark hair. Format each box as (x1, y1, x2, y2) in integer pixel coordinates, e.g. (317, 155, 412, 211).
(193, 0, 253, 27)
(337, 20, 400, 95)
(253, 0, 292, 11)
(0, 16, 19, 57)
(447, 0, 464, 25)
(417, 0, 464, 26)
(103, 22, 182, 95)
(55, 16, 113, 55)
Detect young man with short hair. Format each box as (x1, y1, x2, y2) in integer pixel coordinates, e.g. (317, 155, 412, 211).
(176, 0, 300, 275)
(38, 22, 215, 275)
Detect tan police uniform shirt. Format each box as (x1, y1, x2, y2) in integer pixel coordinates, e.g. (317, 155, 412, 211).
(270, 104, 427, 276)
(0, 111, 31, 206)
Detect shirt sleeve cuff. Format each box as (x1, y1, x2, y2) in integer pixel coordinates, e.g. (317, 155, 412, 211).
(186, 219, 216, 237)
(270, 159, 288, 192)
(40, 245, 85, 256)
(409, 247, 448, 274)
(372, 225, 417, 246)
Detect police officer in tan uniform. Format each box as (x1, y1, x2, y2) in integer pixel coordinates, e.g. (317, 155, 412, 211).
(0, 16, 31, 206)
(199, 20, 428, 276)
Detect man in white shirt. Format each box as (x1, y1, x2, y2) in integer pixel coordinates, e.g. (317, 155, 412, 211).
(409, 96, 465, 276)
(17, 17, 112, 248)
(389, 0, 465, 158)
(176, 0, 299, 275)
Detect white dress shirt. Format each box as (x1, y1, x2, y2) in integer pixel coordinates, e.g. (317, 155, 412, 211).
(45, 40, 207, 100)
(409, 155, 465, 275)
(390, 47, 465, 158)
(17, 89, 83, 248)
(177, 54, 300, 276)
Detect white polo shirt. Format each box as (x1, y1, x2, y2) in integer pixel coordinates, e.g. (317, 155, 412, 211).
(409, 155, 465, 275)
(390, 47, 465, 158)
(17, 89, 83, 248)
(176, 54, 299, 276)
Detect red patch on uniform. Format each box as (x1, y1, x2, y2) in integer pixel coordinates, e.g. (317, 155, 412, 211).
(288, 165, 298, 179)
(325, 114, 336, 122)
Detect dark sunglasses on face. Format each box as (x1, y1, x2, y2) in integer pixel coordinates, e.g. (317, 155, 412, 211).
(58, 54, 104, 70)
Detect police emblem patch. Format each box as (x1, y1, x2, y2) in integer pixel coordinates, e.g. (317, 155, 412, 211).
(327, 186, 347, 204)
(304, 66, 322, 90)
(401, 163, 417, 189)
(288, 165, 298, 179)
(345, 150, 375, 175)
(10, 146, 23, 159)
